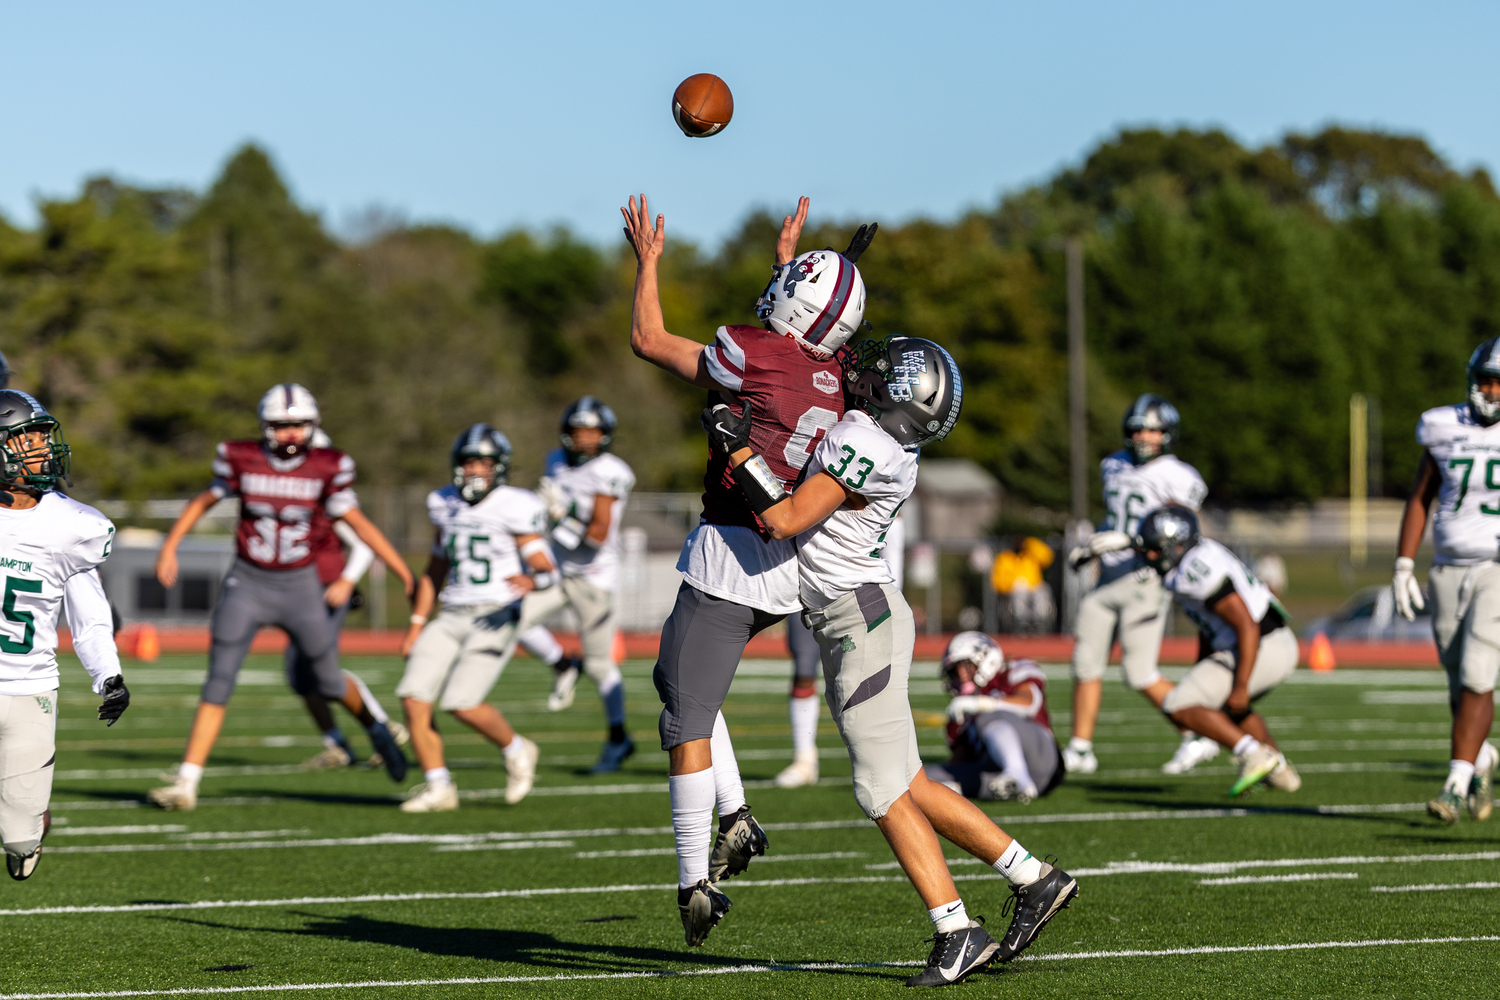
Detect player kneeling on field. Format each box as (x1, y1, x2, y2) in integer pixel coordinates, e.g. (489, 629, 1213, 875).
(926, 633, 1063, 806)
(1134, 506, 1301, 797)
(0, 392, 130, 879)
(704, 337, 1077, 987)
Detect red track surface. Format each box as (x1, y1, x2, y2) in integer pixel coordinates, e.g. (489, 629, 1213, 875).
(85, 626, 1441, 668)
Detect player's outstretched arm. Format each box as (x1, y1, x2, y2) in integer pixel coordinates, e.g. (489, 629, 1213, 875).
(702, 399, 850, 538)
(338, 508, 415, 599)
(775, 196, 809, 266)
(1394, 450, 1439, 620)
(155, 489, 221, 588)
(620, 193, 723, 390)
(401, 531, 446, 657)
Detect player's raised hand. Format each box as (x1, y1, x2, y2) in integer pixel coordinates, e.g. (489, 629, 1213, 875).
(775, 196, 810, 266)
(621, 194, 665, 265)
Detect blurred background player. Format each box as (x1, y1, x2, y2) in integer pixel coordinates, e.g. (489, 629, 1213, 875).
(1135, 505, 1301, 797)
(622, 192, 868, 945)
(0, 391, 130, 880)
(526, 396, 637, 773)
(927, 632, 1063, 805)
(776, 511, 903, 789)
(1065, 394, 1215, 776)
(296, 429, 410, 771)
(1393, 338, 1500, 825)
(395, 424, 555, 812)
(148, 384, 414, 811)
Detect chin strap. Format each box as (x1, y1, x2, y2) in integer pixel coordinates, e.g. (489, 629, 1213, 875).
(732, 454, 788, 516)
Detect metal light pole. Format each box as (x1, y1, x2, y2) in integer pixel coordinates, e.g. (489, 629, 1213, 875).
(1067, 237, 1087, 523)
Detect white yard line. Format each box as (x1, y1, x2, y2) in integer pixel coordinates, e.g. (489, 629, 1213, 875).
(1197, 873, 1360, 886)
(1371, 881, 1500, 893)
(0, 935, 1494, 997)
(569, 850, 863, 862)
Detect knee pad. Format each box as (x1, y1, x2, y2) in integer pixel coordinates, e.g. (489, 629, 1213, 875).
(586, 658, 621, 691)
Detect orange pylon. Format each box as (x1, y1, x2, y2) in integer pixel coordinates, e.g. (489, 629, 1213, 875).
(135, 623, 160, 662)
(1308, 632, 1336, 672)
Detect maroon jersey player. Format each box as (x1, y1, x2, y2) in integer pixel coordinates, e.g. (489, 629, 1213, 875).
(621, 194, 872, 946)
(147, 384, 414, 812)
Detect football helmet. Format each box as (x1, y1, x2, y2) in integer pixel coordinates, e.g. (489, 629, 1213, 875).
(258, 383, 321, 460)
(1134, 504, 1200, 574)
(0, 391, 70, 492)
(754, 250, 866, 357)
(940, 631, 1005, 696)
(841, 336, 963, 451)
(451, 423, 512, 503)
(560, 396, 617, 465)
(1468, 338, 1500, 426)
(1122, 393, 1179, 464)
(0, 350, 11, 390)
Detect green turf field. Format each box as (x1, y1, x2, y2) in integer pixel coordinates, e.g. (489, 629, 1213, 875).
(10, 652, 1497, 999)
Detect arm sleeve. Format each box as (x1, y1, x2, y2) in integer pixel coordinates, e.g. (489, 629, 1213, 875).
(1174, 465, 1209, 511)
(333, 519, 375, 583)
(63, 571, 122, 693)
(324, 454, 359, 518)
(702, 326, 748, 392)
(209, 442, 239, 499)
(506, 493, 551, 537)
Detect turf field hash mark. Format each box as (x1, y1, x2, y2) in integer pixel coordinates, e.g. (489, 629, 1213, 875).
(1370, 881, 1500, 893)
(1197, 872, 1359, 885)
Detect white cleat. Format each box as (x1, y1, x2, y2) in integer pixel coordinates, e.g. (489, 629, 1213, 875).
(504, 736, 540, 804)
(982, 774, 1036, 804)
(1062, 746, 1098, 774)
(773, 749, 820, 788)
(1264, 753, 1302, 792)
(302, 745, 354, 771)
(146, 780, 198, 812)
(547, 659, 581, 712)
(388, 721, 411, 747)
(1162, 736, 1221, 775)
(399, 781, 460, 813)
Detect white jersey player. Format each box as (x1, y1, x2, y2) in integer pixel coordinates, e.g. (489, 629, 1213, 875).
(1394, 338, 1500, 825)
(522, 397, 637, 773)
(1064, 393, 1215, 777)
(707, 337, 1077, 983)
(0, 391, 130, 880)
(395, 424, 557, 813)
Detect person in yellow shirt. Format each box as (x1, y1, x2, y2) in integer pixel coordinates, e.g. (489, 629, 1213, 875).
(993, 538, 1055, 634)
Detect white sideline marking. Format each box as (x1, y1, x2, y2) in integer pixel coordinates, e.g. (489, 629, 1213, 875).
(53, 825, 186, 837)
(0, 936, 1495, 997)
(1371, 881, 1500, 893)
(56, 765, 304, 781)
(1198, 872, 1359, 886)
(570, 850, 863, 862)
(866, 849, 1500, 875)
(1362, 690, 1450, 704)
(1093, 762, 1427, 779)
(429, 840, 576, 852)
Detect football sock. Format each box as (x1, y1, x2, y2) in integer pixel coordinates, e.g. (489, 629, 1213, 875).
(929, 899, 969, 934)
(1232, 735, 1262, 757)
(710, 711, 747, 819)
(1179, 731, 1198, 747)
(1067, 736, 1092, 755)
(981, 722, 1036, 795)
(598, 667, 627, 727)
(518, 625, 564, 666)
(1445, 759, 1477, 796)
(424, 767, 452, 787)
(178, 762, 204, 788)
(994, 839, 1044, 885)
(669, 768, 716, 888)
(345, 671, 388, 724)
(501, 736, 527, 758)
(789, 694, 819, 752)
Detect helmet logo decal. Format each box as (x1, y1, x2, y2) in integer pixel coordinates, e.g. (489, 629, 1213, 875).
(811, 370, 839, 395)
(801, 255, 854, 347)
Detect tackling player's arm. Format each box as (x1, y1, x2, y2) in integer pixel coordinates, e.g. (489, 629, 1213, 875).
(1210, 589, 1261, 718)
(1393, 450, 1440, 620)
(401, 528, 447, 658)
(336, 507, 415, 598)
(702, 398, 851, 537)
(155, 489, 221, 588)
(506, 534, 559, 595)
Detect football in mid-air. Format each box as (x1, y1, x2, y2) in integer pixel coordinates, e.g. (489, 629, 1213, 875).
(672, 74, 733, 137)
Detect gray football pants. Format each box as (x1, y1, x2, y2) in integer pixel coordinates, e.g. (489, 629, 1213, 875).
(285, 600, 351, 695)
(204, 560, 344, 706)
(924, 715, 1061, 798)
(1428, 563, 1500, 700)
(0, 691, 56, 860)
(520, 576, 618, 685)
(1071, 568, 1170, 690)
(787, 612, 820, 682)
(806, 583, 922, 820)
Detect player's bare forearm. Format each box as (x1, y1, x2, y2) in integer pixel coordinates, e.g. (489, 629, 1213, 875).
(517, 533, 558, 573)
(587, 494, 615, 545)
(728, 450, 848, 539)
(339, 508, 415, 594)
(1213, 591, 1259, 697)
(413, 560, 443, 619)
(156, 490, 219, 587)
(1398, 451, 1439, 559)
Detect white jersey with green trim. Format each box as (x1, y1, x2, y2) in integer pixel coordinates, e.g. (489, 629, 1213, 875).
(0, 491, 119, 695)
(542, 448, 635, 591)
(1163, 537, 1278, 653)
(1098, 451, 1207, 580)
(796, 410, 917, 610)
(426, 484, 548, 607)
(1417, 403, 1500, 566)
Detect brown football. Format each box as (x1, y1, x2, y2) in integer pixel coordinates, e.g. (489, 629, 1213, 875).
(672, 74, 734, 137)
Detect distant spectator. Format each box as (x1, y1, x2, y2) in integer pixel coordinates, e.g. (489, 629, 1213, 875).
(1254, 552, 1288, 597)
(993, 536, 1055, 635)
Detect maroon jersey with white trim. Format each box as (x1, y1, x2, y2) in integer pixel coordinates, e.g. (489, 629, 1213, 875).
(210, 440, 358, 572)
(945, 657, 1051, 747)
(700, 324, 845, 532)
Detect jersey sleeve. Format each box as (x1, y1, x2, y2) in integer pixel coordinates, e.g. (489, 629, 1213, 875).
(703, 326, 749, 392)
(1168, 544, 1229, 601)
(503, 491, 550, 537)
(1416, 406, 1458, 449)
(63, 570, 122, 693)
(596, 457, 636, 499)
(323, 453, 359, 518)
(1005, 658, 1046, 690)
(60, 506, 117, 578)
(812, 421, 907, 500)
(1171, 462, 1209, 511)
(209, 442, 239, 498)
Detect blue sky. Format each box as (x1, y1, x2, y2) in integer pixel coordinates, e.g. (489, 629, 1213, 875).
(2, 1, 1496, 247)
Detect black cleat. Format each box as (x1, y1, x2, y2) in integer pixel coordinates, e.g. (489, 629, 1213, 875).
(6, 848, 40, 881)
(905, 921, 999, 987)
(709, 804, 769, 881)
(994, 859, 1078, 963)
(678, 879, 732, 946)
(367, 722, 409, 782)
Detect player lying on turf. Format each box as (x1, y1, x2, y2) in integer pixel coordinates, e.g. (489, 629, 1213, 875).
(0, 391, 130, 880)
(1064, 394, 1219, 778)
(623, 193, 873, 946)
(703, 337, 1078, 987)
(1127, 505, 1302, 797)
(1393, 338, 1500, 825)
(149, 384, 415, 811)
(926, 632, 1064, 805)
(395, 424, 554, 812)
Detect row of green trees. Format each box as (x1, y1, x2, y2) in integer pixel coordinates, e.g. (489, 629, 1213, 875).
(2, 128, 1496, 512)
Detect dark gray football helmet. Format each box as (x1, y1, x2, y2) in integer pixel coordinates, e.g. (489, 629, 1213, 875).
(840, 336, 963, 451)
(1122, 393, 1180, 465)
(0, 390, 70, 492)
(1467, 338, 1500, 426)
(0, 351, 11, 390)
(560, 396, 617, 466)
(450, 423, 512, 503)
(1134, 504, 1200, 574)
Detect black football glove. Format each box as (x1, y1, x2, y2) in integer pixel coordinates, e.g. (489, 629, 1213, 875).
(97, 674, 129, 727)
(842, 222, 878, 263)
(701, 400, 753, 456)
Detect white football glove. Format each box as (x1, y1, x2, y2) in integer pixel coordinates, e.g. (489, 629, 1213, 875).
(946, 695, 1001, 721)
(1393, 556, 1426, 621)
(1068, 529, 1133, 570)
(536, 477, 572, 524)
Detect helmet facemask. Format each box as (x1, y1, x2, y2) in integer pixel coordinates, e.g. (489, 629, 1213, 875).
(262, 421, 316, 461)
(450, 423, 513, 504)
(1134, 506, 1200, 574)
(560, 397, 616, 466)
(1, 418, 70, 492)
(1469, 352, 1500, 426)
(1122, 395, 1179, 465)
(454, 456, 502, 504)
(840, 336, 963, 451)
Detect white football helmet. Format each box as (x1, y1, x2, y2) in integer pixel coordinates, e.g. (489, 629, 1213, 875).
(258, 383, 321, 459)
(940, 631, 1004, 696)
(754, 250, 866, 357)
